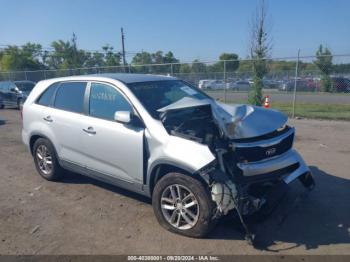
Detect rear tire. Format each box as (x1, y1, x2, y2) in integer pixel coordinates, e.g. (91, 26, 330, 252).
(152, 172, 216, 238)
(33, 138, 64, 181)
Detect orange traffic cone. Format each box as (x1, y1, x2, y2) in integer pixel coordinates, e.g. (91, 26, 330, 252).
(264, 95, 270, 108)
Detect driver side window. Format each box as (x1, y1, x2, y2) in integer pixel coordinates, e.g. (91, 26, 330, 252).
(89, 82, 132, 121)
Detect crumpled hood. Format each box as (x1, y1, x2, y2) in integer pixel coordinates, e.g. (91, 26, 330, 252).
(212, 101, 288, 139)
(157, 97, 288, 140)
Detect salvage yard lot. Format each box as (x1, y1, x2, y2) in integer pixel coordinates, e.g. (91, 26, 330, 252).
(0, 109, 349, 255)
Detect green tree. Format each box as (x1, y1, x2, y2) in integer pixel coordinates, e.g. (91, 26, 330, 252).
(191, 59, 207, 73)
(237, 60, 253, 73)
(131, 50, 179, 74)
(219, 53, 239, 72)
(0, 43, 44, 71)
(314, 45, 333, 92)
(163, 51, 180, 73)
(179, 63, 191, 74)
(85, 52, 104, 67)
(248, 0, 271, 106)
(102, 45, 121, 67)
(47, 33, 87, 70)
(131, 51, 153, 73)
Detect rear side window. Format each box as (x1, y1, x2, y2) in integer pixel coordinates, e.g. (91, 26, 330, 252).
(54, 82, 86, 113)
(37, 83, 59, 106)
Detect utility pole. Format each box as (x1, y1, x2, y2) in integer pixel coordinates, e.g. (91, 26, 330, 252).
(121, 27, 127, 70)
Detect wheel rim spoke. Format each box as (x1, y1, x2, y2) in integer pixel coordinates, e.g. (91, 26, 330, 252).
(182, 193, 194, 203)
(161, 204, 176, 210)
(185, 209, 197, 220)
(184, 200, 197, 209)
(170, 210, 178, 223)
(36, 152, 43, 160)
(176, 213, 181, 227)
(176, 185, 181, 199)
(181, 212, 194, 226)
(170, 186, 177, 200)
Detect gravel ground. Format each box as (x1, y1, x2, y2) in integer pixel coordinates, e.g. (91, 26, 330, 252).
(0, 109, 349, 255)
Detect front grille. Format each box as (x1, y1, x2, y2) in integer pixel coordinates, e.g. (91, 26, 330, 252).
(233, 128, 295, 162)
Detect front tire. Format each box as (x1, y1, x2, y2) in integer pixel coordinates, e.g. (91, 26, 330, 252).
(152, 172, 216, 238)
(33, 138, 64, 181)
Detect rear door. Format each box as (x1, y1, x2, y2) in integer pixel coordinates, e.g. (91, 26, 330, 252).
(44, 81, 88, 166)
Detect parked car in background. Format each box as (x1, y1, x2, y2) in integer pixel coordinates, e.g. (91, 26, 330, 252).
(331, 77, 350, 92)
(279, 79, 317, 92)
(247, 79, 254, 85)
(198, 79, 225, 89)
(263, 79, 279, 89)
(22, 73, 314, 241)
(0, 80, 36, 109)
(229, 80, 251, 91)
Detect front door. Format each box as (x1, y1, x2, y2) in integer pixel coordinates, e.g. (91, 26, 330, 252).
(81, 82, 144, 183)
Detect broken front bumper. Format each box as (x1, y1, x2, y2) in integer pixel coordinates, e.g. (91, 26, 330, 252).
(237, 149, 314, 187)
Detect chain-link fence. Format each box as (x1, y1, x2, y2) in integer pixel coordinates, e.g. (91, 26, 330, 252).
(1, 55, 350, 120)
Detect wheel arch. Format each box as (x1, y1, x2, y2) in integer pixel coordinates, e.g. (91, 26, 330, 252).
(148, 161, 208, 197)
(29, 133, 57, 156)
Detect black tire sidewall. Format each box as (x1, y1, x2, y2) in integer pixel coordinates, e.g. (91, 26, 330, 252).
(152, 172, 215, 238)
(33, 138, 62, 181)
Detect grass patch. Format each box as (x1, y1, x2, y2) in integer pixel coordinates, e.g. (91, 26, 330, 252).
(219, 98, 350, 121)
(272, 102, 350, 121)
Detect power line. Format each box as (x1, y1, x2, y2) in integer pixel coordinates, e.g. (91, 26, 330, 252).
(0, 43, 140, 56)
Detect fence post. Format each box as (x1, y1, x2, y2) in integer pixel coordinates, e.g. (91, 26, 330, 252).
(224, 60, 227, 103)
(292, 49, 300, 118)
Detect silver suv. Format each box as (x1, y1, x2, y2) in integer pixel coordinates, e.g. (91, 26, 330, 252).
(22, 74, 314, 241)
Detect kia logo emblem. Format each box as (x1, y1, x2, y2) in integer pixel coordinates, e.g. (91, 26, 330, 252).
(266, 148, 277, 156)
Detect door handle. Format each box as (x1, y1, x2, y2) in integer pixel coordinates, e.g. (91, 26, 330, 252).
(43, 116, 53, 122)
(83, 127, 96, 135)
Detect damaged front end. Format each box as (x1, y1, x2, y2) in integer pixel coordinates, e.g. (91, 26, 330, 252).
(158, 97, 315, 243)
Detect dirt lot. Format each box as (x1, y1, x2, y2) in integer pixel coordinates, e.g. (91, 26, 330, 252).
(0, 109, 349, 255)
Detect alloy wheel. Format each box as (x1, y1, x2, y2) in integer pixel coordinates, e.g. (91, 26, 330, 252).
(160, 184, 199, 230)
(36, 145, 53, 175)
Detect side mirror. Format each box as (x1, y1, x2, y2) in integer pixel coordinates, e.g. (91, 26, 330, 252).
(10, 87, 18, 92)
(114, 111, 131, 124)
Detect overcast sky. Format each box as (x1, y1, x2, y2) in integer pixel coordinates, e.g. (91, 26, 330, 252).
(0, 0, 349, 62)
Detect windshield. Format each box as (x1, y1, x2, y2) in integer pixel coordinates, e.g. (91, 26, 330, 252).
(128, 80, 210, 118)
(15, 82, 35, 92)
